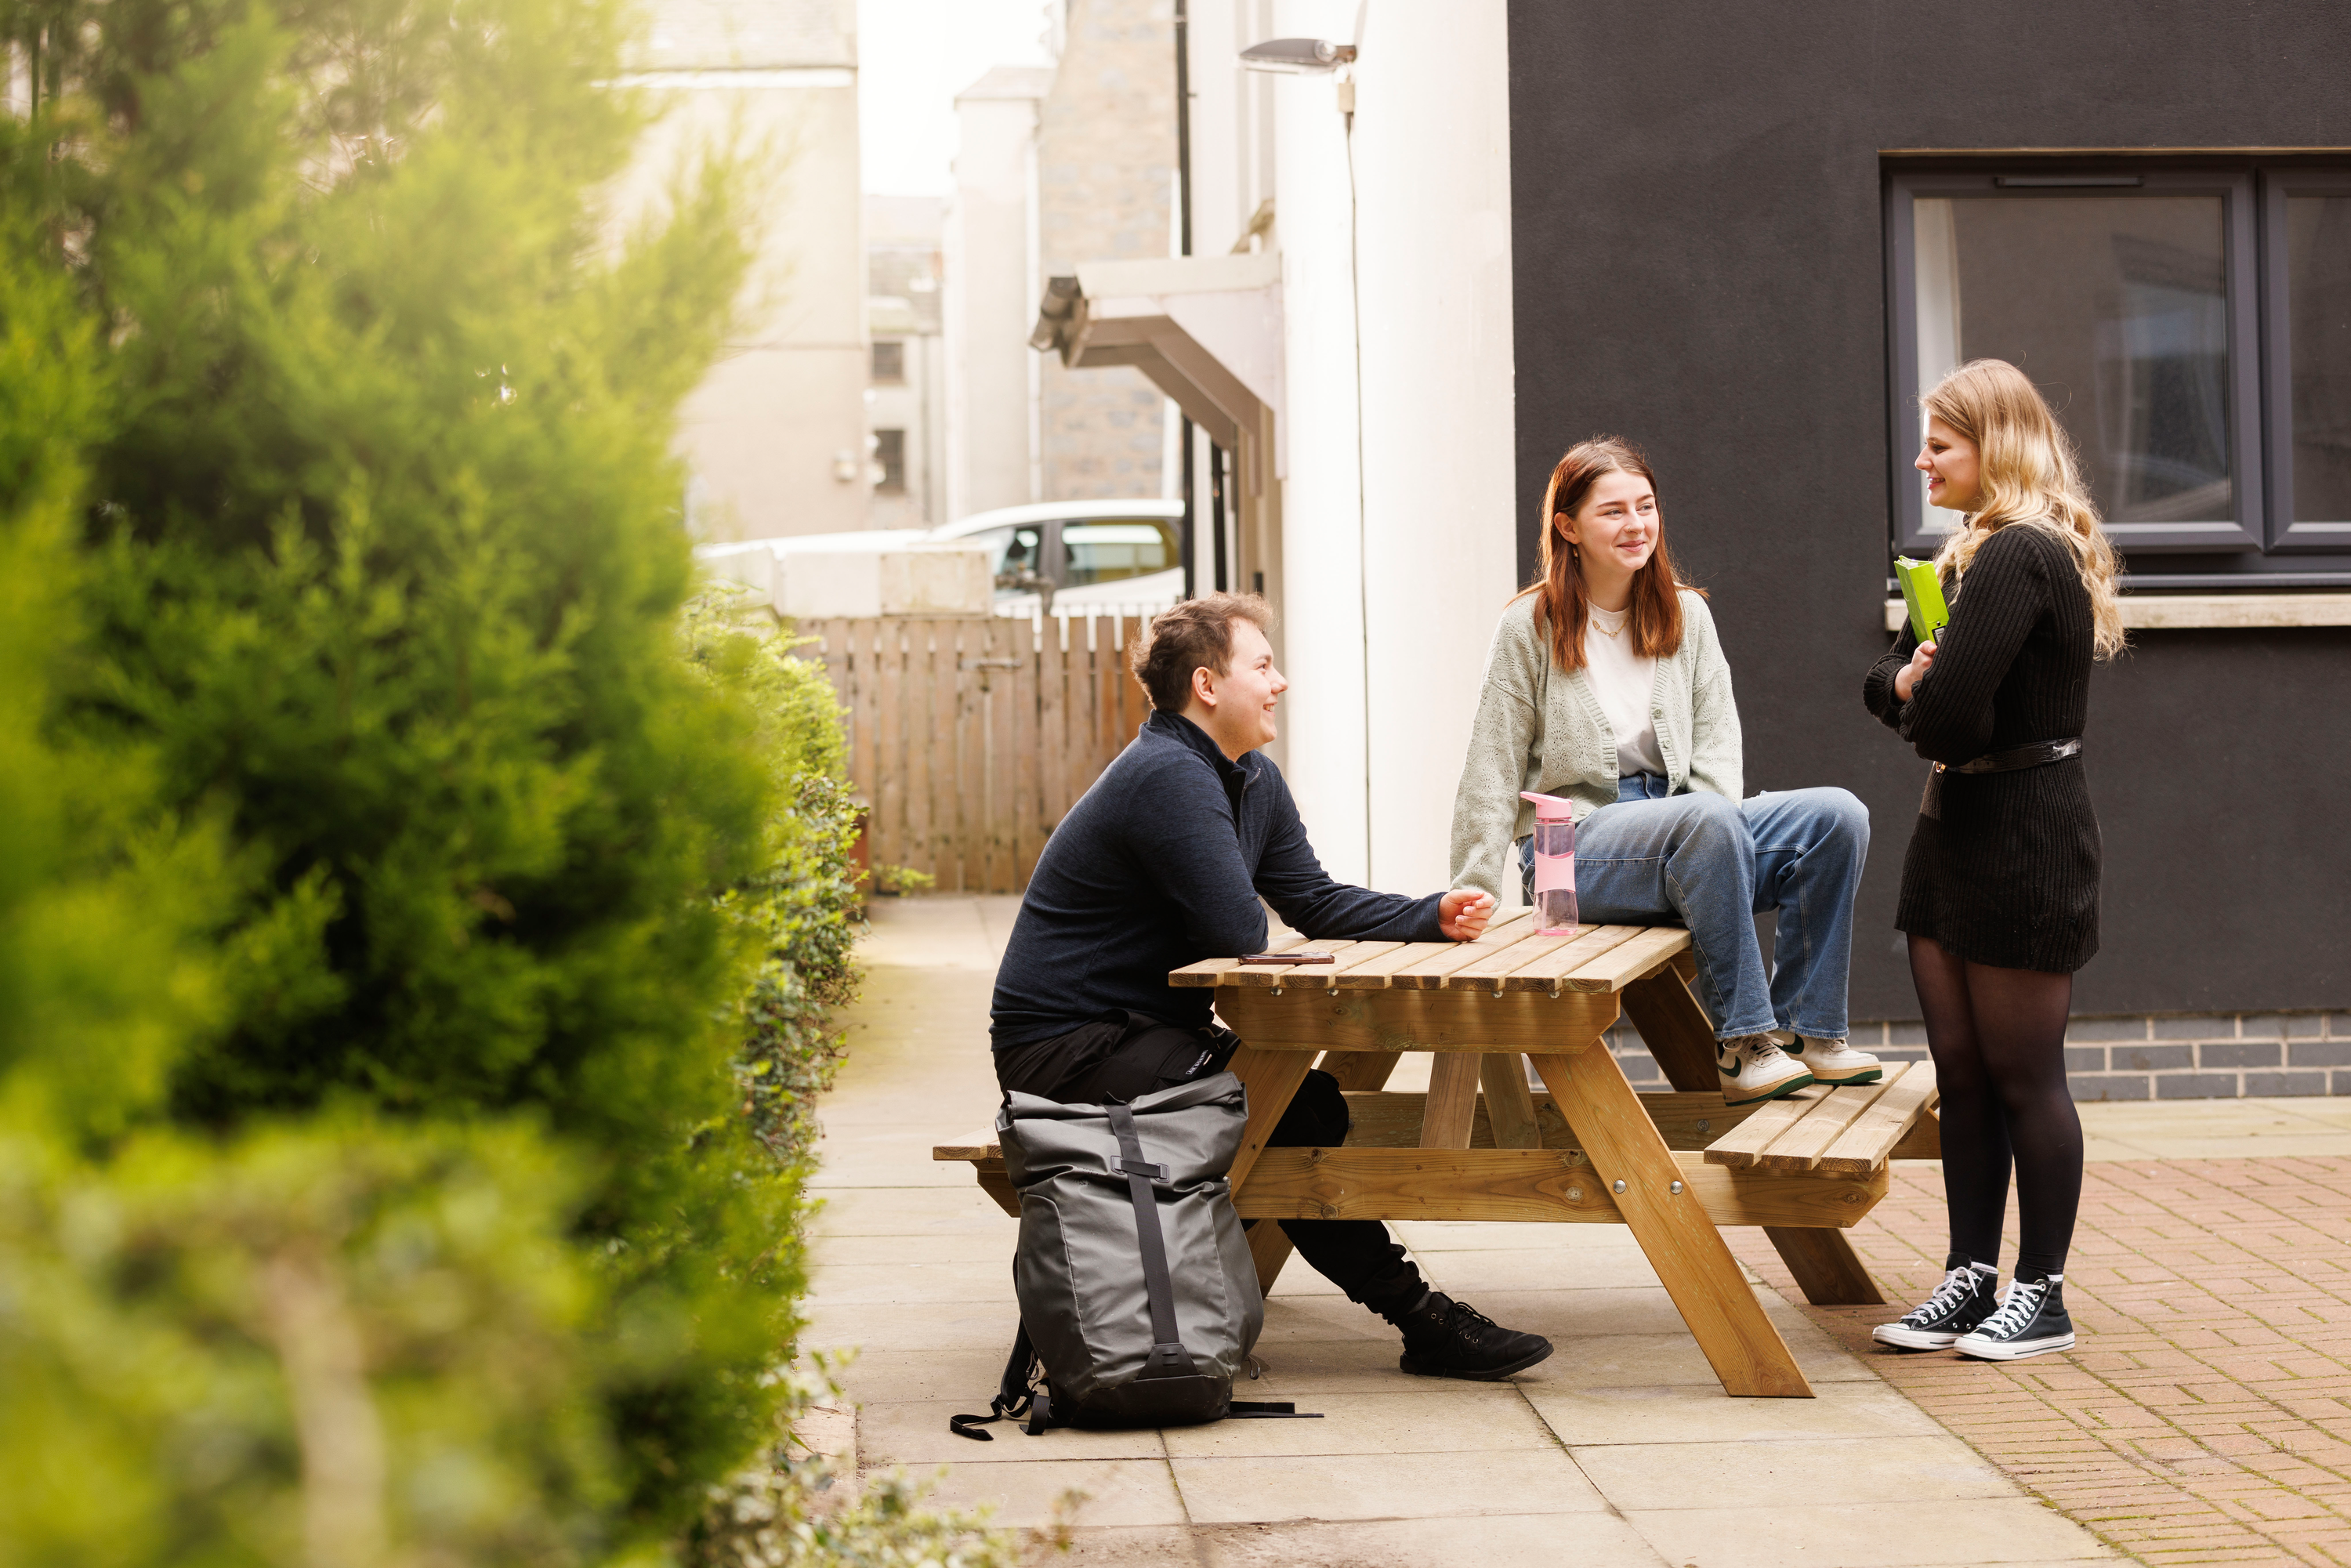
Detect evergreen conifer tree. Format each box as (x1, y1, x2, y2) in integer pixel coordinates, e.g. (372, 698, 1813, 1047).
(3, 0, 812, 1527)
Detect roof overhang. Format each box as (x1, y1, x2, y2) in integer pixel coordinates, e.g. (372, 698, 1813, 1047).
(1030, 252, 1284, 469)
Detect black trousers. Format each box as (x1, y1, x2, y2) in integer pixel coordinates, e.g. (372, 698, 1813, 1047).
(994, 1016, 1426, 1316)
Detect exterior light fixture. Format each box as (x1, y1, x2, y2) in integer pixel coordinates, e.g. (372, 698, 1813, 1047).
(1238, 37, 1354, 74)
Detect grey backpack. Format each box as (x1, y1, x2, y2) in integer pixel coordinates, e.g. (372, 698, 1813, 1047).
(951, 1072, 1315, 1436)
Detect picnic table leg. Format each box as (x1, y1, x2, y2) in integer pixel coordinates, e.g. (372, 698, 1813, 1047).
(1320, 1050, 1404, 1092)
(1243, 1050, 1408, 1294)
(1623, 960, 1888, 1308)
(1480, 1055, 1542, 1148)
(1620, 961, 1720, 1089)
(1531, 1034, 1813, 1398)
(1420, 1052, 1483, 1148)
(1224, 1045, 1318, 1298)
(1763, 1226, 1888, 1305)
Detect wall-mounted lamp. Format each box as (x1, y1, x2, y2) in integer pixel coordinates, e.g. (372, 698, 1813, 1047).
(1238, 37, 1354, 74)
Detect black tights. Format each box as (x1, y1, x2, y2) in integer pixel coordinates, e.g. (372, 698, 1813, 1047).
(1909, 935, 2083, 1280)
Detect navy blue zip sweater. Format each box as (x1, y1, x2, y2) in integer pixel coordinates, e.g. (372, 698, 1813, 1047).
(990, 708, 1447, 1048)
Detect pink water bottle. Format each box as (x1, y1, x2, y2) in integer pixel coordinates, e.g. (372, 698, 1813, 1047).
(1520, 791, 1579, 936)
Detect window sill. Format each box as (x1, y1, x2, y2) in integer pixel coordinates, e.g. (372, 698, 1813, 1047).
(1882, 592, 2351, 633)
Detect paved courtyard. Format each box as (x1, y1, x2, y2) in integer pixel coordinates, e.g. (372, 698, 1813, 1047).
(804, 895, 2351, 1566)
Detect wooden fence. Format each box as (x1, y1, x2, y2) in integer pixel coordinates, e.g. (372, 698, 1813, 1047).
(798, 614, 1154, 893)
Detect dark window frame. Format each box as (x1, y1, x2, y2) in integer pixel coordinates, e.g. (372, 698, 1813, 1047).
(1884, 160, 2351, 588)
(2260, 166, 2351, 555)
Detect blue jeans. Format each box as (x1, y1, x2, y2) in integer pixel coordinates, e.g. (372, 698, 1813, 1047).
(1520, 776, 1868, 1041)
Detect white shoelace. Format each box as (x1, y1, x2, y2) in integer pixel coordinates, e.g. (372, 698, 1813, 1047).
(1905, 1265, 1981, 1326)
(1974, 1277, 2050, 1339)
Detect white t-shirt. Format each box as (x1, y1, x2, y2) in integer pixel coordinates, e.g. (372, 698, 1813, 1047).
(1585, 604, 1666, 777)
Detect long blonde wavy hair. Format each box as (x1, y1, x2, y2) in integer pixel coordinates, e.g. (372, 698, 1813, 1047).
(1924, 359, 2126, 660)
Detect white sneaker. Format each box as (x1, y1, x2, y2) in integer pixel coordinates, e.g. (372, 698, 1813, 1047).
(1771, 1030, 1884, 1086)
(1716, 1033, 1814, 1106)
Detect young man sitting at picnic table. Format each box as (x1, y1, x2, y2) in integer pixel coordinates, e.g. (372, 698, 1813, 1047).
(990, 592, 1555, 1382)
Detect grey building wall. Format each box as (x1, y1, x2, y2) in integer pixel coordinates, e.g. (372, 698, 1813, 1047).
(1505, 0, 2351, 1027)
(1036, 0, 1175, 501)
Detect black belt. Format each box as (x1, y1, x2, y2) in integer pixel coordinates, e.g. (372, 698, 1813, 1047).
(1947, 737, 2082, 774)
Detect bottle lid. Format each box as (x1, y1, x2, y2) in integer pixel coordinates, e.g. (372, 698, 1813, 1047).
(1520, 790, 1574, 819)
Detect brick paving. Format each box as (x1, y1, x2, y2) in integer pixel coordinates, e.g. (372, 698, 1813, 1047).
(1739, 1156, 2351, 1566)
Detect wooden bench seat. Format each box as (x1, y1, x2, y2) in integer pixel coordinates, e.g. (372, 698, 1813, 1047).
(1701, 1060, 1941, 1175)
(932, 1074, 1940, 1230)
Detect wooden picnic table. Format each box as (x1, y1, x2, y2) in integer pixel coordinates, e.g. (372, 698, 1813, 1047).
(936, 910, 1941, 1400)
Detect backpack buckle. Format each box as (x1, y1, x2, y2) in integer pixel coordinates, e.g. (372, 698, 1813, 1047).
(1113, 1157, 1171, 1180)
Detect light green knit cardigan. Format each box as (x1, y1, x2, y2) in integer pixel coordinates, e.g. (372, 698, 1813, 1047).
(1447, 588, 1744, 899)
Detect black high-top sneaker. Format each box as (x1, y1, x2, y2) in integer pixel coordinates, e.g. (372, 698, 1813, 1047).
(1871, 1255, 1999, 1350)
(1391, 1291, 1554, 1381)
(1954, 1272, 2075, 1361)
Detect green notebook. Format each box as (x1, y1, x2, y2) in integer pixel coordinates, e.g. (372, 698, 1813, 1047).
(1893, 556, 1951, 644)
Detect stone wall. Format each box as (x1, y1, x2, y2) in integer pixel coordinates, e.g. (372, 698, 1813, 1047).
(1035, 0, 1175, 501)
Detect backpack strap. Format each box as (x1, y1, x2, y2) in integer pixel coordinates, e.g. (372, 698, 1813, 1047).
(1103, 1100, 1200, 1382)
(1226, 1401, 1324, 1419)
(948, 1322, 1042, 1440)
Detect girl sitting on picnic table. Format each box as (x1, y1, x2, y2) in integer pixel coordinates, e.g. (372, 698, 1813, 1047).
(1448, 436, 1878, 1107)
(1863, 359, 2121, 1363)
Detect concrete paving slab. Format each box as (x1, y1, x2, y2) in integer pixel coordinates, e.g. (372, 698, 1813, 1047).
(1171, 1448, 1609, 1523)
(915, 1456, 1186, 1529)
(802, 1298, 1020, 1353)
(1418, 1242, 1694, 1292)
(1194, 1512, 1666, 1568)
(821, 1345, 1011, 1404)
(2076, 1098, 2351, 1160)
(860, 1400, 1167, 1465)
(1393, 1219, 1652, 1254)
(1570, 1434, 2023, 1508)
(1521, 1328, 1879, 1389)
(806, 1184, 1017, 1237)
(1234, 1336, 1416, 1392)
(1522, 1378, 1946, 1445)
(1050, 1525, 1203, 1567)
(1160, 1385, 1558, 1458)
(1622, 1497, 2117, 1566)
(1426, 1284, 1716, 1338)
(805, 1257, 1018, 1305)
(1248, 1294, 1395, 1343)
(810, 1229, 1018, 1266)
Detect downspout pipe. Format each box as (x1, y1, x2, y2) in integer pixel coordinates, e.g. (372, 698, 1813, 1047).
(1175, 0, 1197, 600)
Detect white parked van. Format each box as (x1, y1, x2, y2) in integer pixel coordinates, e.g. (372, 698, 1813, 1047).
(697, 498, 1186, 620)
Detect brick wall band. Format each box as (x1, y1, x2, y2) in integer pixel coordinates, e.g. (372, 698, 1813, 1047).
(1603, 1012, 2351, 1102)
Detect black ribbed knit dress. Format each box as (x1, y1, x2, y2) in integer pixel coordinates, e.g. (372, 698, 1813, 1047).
(1864, 523, 2100, 974)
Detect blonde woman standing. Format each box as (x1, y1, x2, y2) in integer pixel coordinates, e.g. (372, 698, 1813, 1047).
(1865, 359, 2125, 1364)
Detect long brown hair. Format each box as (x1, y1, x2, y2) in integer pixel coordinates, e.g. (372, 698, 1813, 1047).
(1922, 360, 2126, 660)
(1516, 436, 1692, 673)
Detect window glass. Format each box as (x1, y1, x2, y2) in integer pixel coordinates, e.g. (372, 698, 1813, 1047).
(966, 525, 1044, 588)
(873, 429, 905, 494)
(2288, 196, 2351, 524)
(870, 339, 906, 383)
(1061, 520, 1177, 585)
(1913, 195, 2231, 532)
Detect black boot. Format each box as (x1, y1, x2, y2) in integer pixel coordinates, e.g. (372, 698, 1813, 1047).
(1388, 1291, 1554, 1381)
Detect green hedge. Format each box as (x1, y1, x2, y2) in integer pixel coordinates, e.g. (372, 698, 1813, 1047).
(0, 0, 1009, 1557)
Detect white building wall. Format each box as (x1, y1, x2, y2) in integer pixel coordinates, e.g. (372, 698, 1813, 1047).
(1349, 0, 1521, 894)
(613, 0, 868, 542)
(1266, 0, 1369, 886)
(945, 69, 1052, 520)
(1204, 0, 1516, 895)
